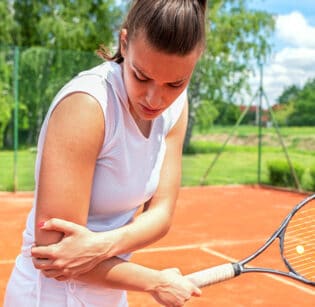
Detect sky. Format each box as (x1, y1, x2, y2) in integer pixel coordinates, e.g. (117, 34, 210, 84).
(247, 0, 315, 105)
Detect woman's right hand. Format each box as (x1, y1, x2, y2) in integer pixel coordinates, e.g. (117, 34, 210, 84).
(150, 268, 201, 307)
(32, 218, 114, 280)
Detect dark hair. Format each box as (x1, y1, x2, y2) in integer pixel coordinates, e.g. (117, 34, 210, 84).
(98, 0, 207, 63)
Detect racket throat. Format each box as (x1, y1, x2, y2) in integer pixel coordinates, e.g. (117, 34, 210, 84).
(232, 263, 242, 276)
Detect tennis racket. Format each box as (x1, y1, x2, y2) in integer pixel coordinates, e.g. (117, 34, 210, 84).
(186, 193, 315, 287)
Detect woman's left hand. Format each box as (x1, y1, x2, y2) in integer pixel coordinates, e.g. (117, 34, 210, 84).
(31, 218, 112, 280)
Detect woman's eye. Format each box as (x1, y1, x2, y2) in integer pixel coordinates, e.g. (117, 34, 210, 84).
(168, 82, 184, 88)
(134, 72, 148, 82)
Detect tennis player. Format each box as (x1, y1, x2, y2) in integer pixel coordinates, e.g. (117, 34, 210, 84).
(4, 1, 207, 306)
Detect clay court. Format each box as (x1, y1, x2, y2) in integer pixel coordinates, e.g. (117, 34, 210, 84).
(1, 185, 314, 306)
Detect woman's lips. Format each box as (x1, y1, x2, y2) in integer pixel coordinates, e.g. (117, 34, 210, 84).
(140, 104, 161, 116)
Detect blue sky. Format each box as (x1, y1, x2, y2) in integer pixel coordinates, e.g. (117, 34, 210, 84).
(249, 0, 315, 19)
(248, 0, 315, 23)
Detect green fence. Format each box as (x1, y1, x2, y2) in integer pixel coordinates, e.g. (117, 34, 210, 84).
(1, 45, 315, 192)
(0, 45, 103, 191)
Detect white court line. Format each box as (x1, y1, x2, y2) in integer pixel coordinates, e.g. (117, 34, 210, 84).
(201, 246, 315, 296)
(134, 238, 265, 253)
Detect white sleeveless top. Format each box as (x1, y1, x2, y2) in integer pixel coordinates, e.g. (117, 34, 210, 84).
(11, 61, 187, 306)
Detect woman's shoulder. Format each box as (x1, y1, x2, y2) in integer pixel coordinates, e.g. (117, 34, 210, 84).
(75, 61, 122, 86)
(69, 61, 126, 104)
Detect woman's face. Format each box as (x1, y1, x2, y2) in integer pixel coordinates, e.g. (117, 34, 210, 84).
(120, 29, 202, 122)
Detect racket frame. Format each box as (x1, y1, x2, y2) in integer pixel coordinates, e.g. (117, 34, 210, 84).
(234, 193, 315, 286)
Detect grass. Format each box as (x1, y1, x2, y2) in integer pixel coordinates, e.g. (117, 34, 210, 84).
(0, 149, 36, 191)
(195, 125, 315, 137)
(1, 126, 315, 191)
(184, 125, 315, 190)
(183, 147, 315, 190)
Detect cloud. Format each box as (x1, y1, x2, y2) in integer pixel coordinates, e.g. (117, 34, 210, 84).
(276, 12, 315, 48)
(248, 12, 315, 106)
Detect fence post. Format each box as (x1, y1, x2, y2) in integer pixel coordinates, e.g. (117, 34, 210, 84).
(257, 62, 263, 185)
(13, 46, 19, 192)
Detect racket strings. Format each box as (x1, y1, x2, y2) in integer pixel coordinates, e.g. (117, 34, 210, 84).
(283, 202, 315, 282)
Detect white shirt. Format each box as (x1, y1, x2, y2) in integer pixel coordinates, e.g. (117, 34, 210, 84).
(5, 61, 187, 307)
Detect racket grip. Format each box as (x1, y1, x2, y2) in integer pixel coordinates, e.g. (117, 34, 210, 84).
(186, 263, 237, 288)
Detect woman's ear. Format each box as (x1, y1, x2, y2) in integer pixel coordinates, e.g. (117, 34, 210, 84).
(120, 29, 128, 57)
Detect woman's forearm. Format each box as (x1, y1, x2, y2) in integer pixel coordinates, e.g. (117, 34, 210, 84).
(75, 256, 161, 292)
(101, 202, 173, 259)
(74, 256, 201, 307)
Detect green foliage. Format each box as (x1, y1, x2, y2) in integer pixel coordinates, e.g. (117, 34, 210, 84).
(1, 0, 123, 146)
(186, 0, 275, 147)
(0, 1, 19, 45)
(17, 46, 102, 145)
(13, 0, 121, 51)
(275, 78, 315, 126)
(277, 84, 300, 105)
(195, 100, 219, 132)
(0, 45, 14, 149)
(273, 102, 295, 126)
(185, 141, 223, 154)
(287, 79, 315, 126)
(215, 102, 241, 125)
(267, 160, 304, 188)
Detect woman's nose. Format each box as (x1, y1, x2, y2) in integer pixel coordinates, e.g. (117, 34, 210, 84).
(145, 85, 163, 108)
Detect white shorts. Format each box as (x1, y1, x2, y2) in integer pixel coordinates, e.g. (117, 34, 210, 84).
(4, 255, 128, 307)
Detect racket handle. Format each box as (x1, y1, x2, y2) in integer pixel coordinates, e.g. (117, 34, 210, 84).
(186, 263, 238, 288)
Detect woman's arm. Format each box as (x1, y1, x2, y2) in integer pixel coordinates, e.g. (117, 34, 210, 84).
(74, 257, 201, 307)
(32, 98, 189, 276)
(34, 92, 106, 266)
(34, 94, 200, 306)
(47, 256, 200, 307)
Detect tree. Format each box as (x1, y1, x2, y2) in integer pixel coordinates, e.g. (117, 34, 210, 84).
(0, 1, 19, 148)
(287, 79, 315, 126)
(0, 1, 19, 45)
(277, 84, 300, 105)
(13, 0, 122, 51)
(3, 0, 123, 146)
(195, 100, 219, 132)
(185, 0, 275, 149)
(0, 47, 13, 148)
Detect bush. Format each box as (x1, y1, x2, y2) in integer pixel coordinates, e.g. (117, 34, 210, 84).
(184, 141, 221, 154)
(310, 166, 315, 191)
(267, 160, 304, 188)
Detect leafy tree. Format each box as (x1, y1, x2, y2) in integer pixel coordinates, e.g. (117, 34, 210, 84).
(0, 1, 19, 45)
(185, 0, 275, 149)
(2, 0, 123, 146)
(0, 47, 13, 148)
(0, 1, 18, 148)
(287, 79, 315, 126)
(18, 46, 102, 145)
(277, 84, 300, 105)
(273, 102, 294, 126)
(195, 100, 219, 132)
(13, 0, 121, 51)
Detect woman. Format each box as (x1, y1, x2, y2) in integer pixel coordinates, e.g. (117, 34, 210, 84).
(5, 0, 207, 306)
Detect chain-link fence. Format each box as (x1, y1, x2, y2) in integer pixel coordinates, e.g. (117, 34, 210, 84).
(1, 45, 314, 192)
(0, 45, 102, 191)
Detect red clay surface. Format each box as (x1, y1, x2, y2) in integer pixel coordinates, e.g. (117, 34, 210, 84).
(1, 185, 314, 306)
